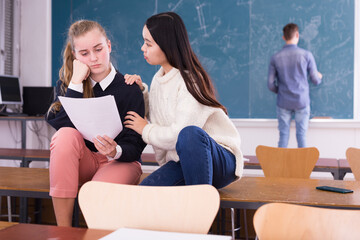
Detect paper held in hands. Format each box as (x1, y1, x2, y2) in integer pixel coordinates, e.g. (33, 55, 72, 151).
(59, 95, 122, 142)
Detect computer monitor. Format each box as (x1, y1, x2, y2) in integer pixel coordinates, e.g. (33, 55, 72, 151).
(22, 86, 55, 116)
(0, 75, 22, 105)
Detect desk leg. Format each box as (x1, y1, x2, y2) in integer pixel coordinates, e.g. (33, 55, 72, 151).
(19, 197, 28, 223)
(338, 169, 347, 180)
(35, 199, 42, 223)
(23, 159, 31, 168)
(21, 120, 26, 149)
(220, 208, 226, 235)
(20, 157, 26, 168)
(331, 170, 340, 180)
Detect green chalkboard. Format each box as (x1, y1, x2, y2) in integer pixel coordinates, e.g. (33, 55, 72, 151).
(52, 0, 354, 118)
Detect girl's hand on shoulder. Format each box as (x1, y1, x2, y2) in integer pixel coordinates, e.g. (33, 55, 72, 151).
(93, 135, 117, 158)
(71, 59, 90, 84)
(124, 111, 147, 135)
(124, 74, 144, 91)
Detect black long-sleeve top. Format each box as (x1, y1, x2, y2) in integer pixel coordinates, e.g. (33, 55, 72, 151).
(46, 71, 146, 162)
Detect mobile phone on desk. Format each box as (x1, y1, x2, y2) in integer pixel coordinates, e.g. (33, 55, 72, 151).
(316, 186, 353, 194)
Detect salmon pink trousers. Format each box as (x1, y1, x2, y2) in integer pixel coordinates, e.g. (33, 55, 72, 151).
(49, 127, 142, 198)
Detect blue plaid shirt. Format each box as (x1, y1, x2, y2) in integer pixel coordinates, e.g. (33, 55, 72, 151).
(267, 44, 321, 110)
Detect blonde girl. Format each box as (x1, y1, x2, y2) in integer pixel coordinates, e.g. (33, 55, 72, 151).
(46, 20, 146, 226)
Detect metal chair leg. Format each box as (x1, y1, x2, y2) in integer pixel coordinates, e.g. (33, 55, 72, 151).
(231, 208, 235, 240)
(231, 208, 249, 240)
(7, 196, 12, 222)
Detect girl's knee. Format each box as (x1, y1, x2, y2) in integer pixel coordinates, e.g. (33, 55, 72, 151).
(179, 125, 202, 136)
(51, 127, 83, 147)
(93, 161, 142, 185)
(56, 127, 82, 138)
(176, 126, 207, 153)
(50, 127, 85, 159)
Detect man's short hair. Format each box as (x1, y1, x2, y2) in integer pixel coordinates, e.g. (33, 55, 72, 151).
(283, 23, 299, 41)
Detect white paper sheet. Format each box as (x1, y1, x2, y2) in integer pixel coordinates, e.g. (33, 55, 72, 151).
(99, 228, 232, 240)
(59, 95, 122, 142)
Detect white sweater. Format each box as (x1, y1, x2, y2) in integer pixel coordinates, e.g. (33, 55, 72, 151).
(142, 67, 244, 177)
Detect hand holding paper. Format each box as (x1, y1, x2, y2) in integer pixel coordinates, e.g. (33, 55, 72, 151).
(93, 135, 118, 158)
(59, 95, 122, 142)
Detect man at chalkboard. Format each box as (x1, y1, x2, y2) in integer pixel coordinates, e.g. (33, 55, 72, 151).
(267, 23, 322, 148)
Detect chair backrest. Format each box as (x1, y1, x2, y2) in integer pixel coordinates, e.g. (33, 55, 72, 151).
(253, 203, 360, 240)
(78, 181, 220, 233)
(255, 145, 319, 178)
(346, 147, 360, 181)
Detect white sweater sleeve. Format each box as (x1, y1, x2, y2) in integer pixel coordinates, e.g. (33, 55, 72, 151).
(142, 84, 213, 151)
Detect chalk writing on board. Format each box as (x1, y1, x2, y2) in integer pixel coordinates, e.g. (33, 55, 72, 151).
(52, 0, 354, 118)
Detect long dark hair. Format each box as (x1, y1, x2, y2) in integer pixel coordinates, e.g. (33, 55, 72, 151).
(146, 12, 227, 114)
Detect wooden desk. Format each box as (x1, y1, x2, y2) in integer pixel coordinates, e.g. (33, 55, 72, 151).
(0, 167, 149, 224)
(219, 177, 360, 209)
(142, 154, 341, 179)
(0, 224, 231, 240)
(0, 148, 50, 167)
(0, 221, 18, 230)
(4, 166, 359, 211)
(0, 116, 48, 224)
(312, 157, 340, 180)
(0, 167, 49, 198)
(0, 150, 153, 168)
(141, 152, 157, 166)
(4, 166, 359, 225)
(0, 223, 112, 240)
(0, 167, 50, 223)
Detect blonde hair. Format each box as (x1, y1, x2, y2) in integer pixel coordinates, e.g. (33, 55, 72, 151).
(50, 20, 109, 112)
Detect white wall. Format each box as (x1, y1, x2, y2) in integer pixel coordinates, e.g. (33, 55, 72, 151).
(19, 0, 51, 87)
(19, 0, 54, 156)
(233, 119, 360, 159)
(0, 0, 53, 167)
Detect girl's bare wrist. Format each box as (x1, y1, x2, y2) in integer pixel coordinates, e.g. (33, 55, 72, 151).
(71, 77, 83, 84)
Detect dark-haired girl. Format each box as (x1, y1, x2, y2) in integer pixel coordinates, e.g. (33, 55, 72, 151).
(124, 12, 243, 188)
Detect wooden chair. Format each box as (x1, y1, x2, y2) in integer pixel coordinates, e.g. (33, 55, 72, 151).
(248, 145, 319, 240)
(78, 181, 220, 234)
(231, 146, 319, 240)
(346, 147, 360, 180)
(253, 203, 360, 240)
(255, 145, 319, 178)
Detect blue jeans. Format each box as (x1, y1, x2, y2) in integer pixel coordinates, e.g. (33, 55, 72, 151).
(140, 126, 237, 189)
(277, 105, 310, 148)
